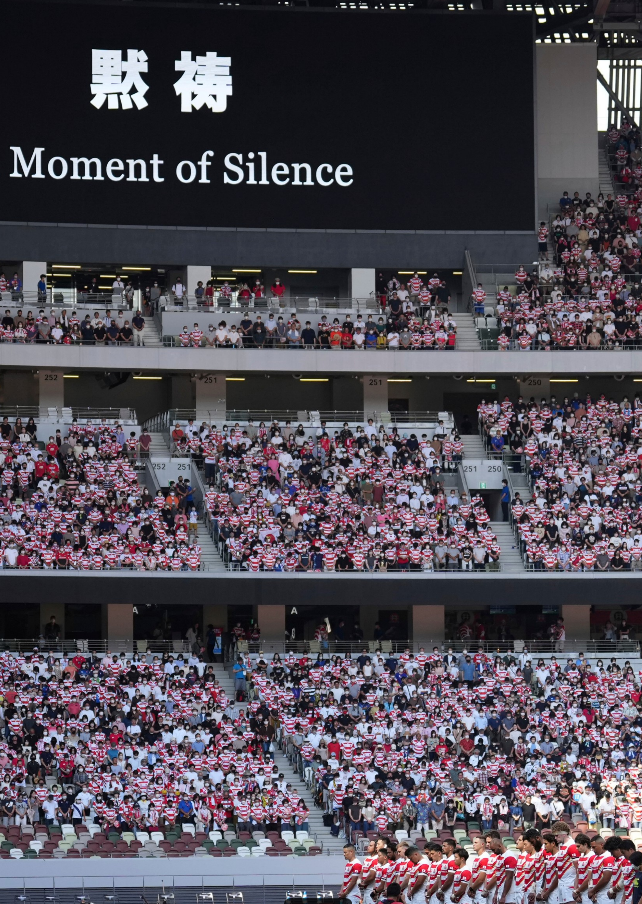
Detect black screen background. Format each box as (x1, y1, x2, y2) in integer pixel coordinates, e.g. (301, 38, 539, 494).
(1, 1, 535, 231)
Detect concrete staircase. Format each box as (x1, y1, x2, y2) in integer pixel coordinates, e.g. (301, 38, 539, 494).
(276, 754, 345, 855)
(600, 147, 615, 197)
(461, 433, 486, 459)
(211, 664, 239, 707)
(142, 317, 163, 347)
(143, 433, 227, 572)
(455, 317, 481, 350)
(212, 666, 342, 854)
(458, 436, 527, 572)
(149, 431, 170, 454)
(198, 525, 228, 573)
(491, 521, 525, 573)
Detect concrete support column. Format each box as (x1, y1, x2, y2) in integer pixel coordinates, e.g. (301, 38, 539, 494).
(40, 602, 65, 640)
(412, 605, 445, 651)
(359, 605, 379, 643)
(561, 605, 591, 642)
(38, 369, 64, 416)
(363, 376, 388, 419)
(350, 268, 376, 301)
(257, 605, 285, 655)
(102, 604, 134, 653)
(21, 261, 47, 297)
(195, 374, 226, 426)
(186, 266, 212, 297)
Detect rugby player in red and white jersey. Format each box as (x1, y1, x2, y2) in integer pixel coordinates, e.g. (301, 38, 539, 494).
(521, 832, 544, 904)
(548, 824, 579, 904)
(440, 849, 472, 904)
(574, 834, 595, 904)
(360, 838, 381, 901)
(362, 839, 388, 904)
(439, 839, 459, 902)
(538, 833, 574, 904)
(340, 843, 364, 904)
(481, 831, 502, 901)
(611, 839, 637, 904)
(389, 842, 410, 887)
(403, 845, 431, 904)
(426, 842, 450, 904)
(372, 848, 393, 900)
(485, 832, 518, 904)
(604, 837, 635, 904)
(512, 837, 527, 904)
(467, 836, 490, 901)
(425, 844, 444, 904)
(588, 837, 615, 904)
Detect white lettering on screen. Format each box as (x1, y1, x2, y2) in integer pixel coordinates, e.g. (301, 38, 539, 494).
(90, 49, 149, 110)
(223, 153, 353, 187)
(10, 148, 166, 183)
(174, 52, 232, 113)
(9, 148, 353, 188)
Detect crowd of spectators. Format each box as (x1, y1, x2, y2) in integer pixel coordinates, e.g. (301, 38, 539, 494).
(0, 647, 314, 852)
(608, 120, 642, 198)
(171, 308, 458, 350)
(261, 644, 642, 851)
(478, 393, 642, 571)
(479, 130, 642, 349)
(486, 234, 642, 352)
(378, 273, 452, 313)
(187, 277, 287, 307)
(4, 641, 642, 869)
(0, 308, 146, 345)
(201, 417, 501, 572)
(0, 417, 200, 571)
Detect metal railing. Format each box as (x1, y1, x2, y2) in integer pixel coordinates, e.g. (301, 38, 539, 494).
(145, 409, 450, 428)
(435, 639, 640, 654)
(71, 406, 138, 420)
(160, 294, 381, 312)
(0, 336, 150, 347)
(522, 561, 642, 573)
(160, 335, 458, 349)
(224, 409, 367, 423)
(231, 638, 639, 656)
(0, 639, 190, 654)
(0, 406, 137, 422)
(233, 640, 412, 656)
(0, 290, 141, 308)
(0, 637, 637, 656)
(480, 337, 642, 351)
(383, 410, 450, 424)
(222, 561, 503, 574)
(142, 458, 162, 495)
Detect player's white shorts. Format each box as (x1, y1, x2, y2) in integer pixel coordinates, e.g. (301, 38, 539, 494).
(407, 890, 426, 904)
(554, 882, 576, 904)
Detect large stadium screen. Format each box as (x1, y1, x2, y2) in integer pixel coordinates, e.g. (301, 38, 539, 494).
(2, 2, 534, 231)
